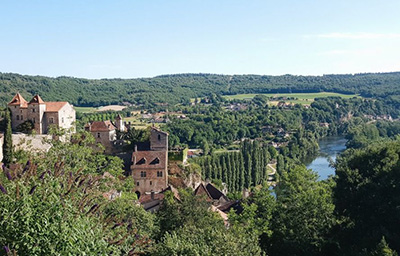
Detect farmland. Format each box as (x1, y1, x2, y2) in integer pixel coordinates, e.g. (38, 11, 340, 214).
(223, 92, 361, 105)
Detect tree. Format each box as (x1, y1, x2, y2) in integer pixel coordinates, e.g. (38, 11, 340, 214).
(268, 165, 335, 256)
(334, 140, 400, 254)
(3, 108, 13, 165)
(155, 189, 262, 255)
(16, 120, 34, 133)
(371, 237, 398, 256)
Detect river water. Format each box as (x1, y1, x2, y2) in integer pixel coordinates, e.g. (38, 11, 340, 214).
(304, 136, 347, 180)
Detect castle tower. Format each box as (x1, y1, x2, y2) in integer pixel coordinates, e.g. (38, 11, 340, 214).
(115, 114, 125, 132)
(150, 127, 168, 151)
(28, 95, 46, 134)
(8, 93, 28, 130)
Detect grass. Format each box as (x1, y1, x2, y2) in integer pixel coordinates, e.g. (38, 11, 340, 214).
(74, 106, 97, 113)
(75, 105, 127, 113)
(122, 116, 161, 130)
(223, 92, 361, 105)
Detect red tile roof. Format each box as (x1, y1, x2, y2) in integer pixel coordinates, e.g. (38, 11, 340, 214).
(132, 150, 167, 169)
(138, 185, 181, 204)
(87, 120, 116, 132)
(29, 95, 45, 104)
(8, 93, 28, 107)
(194, 183, 213, 202)
(45, 102, 68, 112)
(138, 193, 165, 204)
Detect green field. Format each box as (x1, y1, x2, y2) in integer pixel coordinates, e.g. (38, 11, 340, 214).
(74, 106, 97, 113)
(223, 92, 360, 105)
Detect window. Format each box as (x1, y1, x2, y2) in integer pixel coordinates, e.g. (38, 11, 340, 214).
(150, 157, 160, 165)
(136, 158, 146, 165)
(32, 108, 35, 113)
(97, 133, 100, 138)
(49, 118, 54, 124)
(21, 115, 23, 120)
(140, 171, 147, 177)
(62, 117, 64, 123)
(157, 171, 163, 177)
(16, 115, 19, 120)
(136, 182, 139, 186)
(158, 134, 161, 141)
(150, 181, 152, 186)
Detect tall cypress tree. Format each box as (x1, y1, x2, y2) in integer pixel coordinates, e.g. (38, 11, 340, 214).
(234, 153, 240, 191)
(245, 152, 252, 188)
(226, 153, 233, 192)
(221, 154, 228, 185)
(230, 153, 237, 191)
(3, 108, 13, 166)
(239, 153, 245, 191)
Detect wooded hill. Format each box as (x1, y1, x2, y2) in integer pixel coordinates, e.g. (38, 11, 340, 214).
(1, 72, 400, 107)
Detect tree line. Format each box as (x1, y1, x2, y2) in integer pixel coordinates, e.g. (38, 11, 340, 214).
(2, 71, 400, 108)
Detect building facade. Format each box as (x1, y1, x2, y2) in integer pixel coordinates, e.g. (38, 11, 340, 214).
(8, 93, 75, 134)
(131, 127, 169, 197)
(85, 120, 117, 153)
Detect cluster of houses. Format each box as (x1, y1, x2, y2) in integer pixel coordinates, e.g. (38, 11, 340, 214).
(3, 93, 237, 217)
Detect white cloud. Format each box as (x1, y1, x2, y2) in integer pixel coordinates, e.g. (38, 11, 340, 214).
(304, 32, 400, 39)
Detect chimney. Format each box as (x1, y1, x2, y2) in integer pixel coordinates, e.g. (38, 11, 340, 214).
(151, 191, 154, 200)
(243, 188, 250, 199)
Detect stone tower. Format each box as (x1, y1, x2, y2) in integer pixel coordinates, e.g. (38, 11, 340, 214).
(150, 127, 168, 151)
(8, 93, 28, 130)
(115, 114, 125, 132)
(28, 95, 46, 134)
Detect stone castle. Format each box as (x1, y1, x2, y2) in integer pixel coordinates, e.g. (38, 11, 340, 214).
(131, 127, 169, 198)
(8, 93, 76, 134)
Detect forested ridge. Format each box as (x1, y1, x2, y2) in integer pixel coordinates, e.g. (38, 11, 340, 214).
(2, 71, 400, 107)
(2, 72, 400, 255)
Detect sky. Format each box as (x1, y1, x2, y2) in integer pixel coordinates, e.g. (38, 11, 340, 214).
(1, 0, 399, 79)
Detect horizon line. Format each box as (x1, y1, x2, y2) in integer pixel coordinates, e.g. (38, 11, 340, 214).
(1, 70, 400, 80)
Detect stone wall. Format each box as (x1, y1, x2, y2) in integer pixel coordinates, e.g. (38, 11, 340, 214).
(12, 133, 52, 153)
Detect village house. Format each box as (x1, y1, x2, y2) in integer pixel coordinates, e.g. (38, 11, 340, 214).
(131, 127, 169, 198)
(84, 114, 126, 153)
(8, 93, 75, 134)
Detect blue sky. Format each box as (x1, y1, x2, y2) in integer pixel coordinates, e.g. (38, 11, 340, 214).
(1, 0, 399, 78)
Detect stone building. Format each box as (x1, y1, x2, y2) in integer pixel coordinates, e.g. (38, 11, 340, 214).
(8, 93, 75, 134)
(131, 127, 169, 198)
(85, 120, 117, 152)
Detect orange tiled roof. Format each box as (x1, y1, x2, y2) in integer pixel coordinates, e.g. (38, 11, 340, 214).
(29, 95, 45, 104)
(132, 150, 167, 169)
(194, 183, 213, 202)
(87, 120, 116, 132)
(8, 93, 28, 107)
(45, 102, 68, 112)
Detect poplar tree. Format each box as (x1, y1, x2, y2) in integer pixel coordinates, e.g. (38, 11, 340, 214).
(230, 153, 237, 191)
(3, 108, 13, 166)
(221, 155, 228, 185)
(245, 152, 252, 188)
(239, 153, 245, 191)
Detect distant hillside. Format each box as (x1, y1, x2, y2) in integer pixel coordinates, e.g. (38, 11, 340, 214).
(1, 72, 400, 107)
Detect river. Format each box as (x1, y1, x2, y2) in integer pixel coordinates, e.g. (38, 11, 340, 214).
(304, 136, 347, 180)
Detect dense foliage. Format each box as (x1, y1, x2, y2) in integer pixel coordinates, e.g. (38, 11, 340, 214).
(2, 72, 400, 107)
(2, 108, 12, 166)
(334, 139, 400, 255)
(195, 140, 272, 192)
